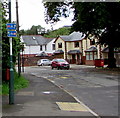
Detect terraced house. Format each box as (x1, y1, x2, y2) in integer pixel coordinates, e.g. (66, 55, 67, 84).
(54, 31, 105, 65)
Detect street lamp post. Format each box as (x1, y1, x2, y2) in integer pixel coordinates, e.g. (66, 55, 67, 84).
(16, 0, 21, 76)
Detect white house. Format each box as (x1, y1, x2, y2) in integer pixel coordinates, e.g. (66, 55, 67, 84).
(46, 38, 56, 54)
(20, 35, 55, 57)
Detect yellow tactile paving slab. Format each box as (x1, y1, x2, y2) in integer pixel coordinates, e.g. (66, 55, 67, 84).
(60, 77, 68, 79)
(56, 102, 88, 111)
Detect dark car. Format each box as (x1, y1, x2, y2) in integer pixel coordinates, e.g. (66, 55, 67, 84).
(51, 59, 70, 70)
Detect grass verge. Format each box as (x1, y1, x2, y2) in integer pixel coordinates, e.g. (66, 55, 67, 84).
(1, 72, 29, 95)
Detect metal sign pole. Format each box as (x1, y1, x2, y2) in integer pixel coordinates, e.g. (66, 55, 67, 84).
(9, 37, 14, 104)
(8, 0, 14, 105)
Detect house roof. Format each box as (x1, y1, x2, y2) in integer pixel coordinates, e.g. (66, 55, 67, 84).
(59, 31, 86, 42)
(102, 47, 120, 53)
(21, 35, 53, 46)
(68, 50, 82, 54)
(22, 35, 38, 46)
(102, 47, 109, 53)
(85, 46, 97, 52)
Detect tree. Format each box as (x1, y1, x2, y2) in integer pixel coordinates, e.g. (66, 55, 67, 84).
(1, 1, 9, 70)
(19, 25, 46, 35)
(44, 2, 120, 68)
(1, 1, 22, 81)
(44, 26, 71, 38)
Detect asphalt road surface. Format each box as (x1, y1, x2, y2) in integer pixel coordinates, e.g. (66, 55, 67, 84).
(23, 64, 119, 117)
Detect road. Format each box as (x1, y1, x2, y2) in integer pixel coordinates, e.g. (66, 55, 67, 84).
(23, 64, 119, 117)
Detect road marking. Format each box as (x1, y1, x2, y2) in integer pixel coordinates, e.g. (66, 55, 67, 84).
(73, 96, 100, 117)
(47, 79, 55, 83)
(58, 88, 100, 117)
(56, 102, 88, 111)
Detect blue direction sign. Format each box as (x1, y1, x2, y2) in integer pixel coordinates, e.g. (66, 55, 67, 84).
(6, 23, 16, 30)
(7, 31, 17, 37)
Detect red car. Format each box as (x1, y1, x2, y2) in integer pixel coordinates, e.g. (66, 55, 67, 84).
(51, 59, 70, 70)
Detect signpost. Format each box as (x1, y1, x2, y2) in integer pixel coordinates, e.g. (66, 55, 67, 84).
(6, 23, 16, 30)
(7, 22, 17, 104)
(7, 30, 17, 37)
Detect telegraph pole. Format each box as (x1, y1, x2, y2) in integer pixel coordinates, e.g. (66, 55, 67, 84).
(16, 0, 21, 76)
(8, 0, 14, 104)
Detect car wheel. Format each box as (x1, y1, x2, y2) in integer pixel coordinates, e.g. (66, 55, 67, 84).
(51, 66, 54, 69)
(67, 67, 70, 70)
(57, 66, 60, 70)
(41, 63, 44, 66)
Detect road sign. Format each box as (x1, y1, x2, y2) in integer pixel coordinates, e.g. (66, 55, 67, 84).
(7, 23, 16, 30)
(7, 31, 17, 37)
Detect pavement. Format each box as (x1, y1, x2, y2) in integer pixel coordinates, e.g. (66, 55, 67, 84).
(2, 73, 97, 117)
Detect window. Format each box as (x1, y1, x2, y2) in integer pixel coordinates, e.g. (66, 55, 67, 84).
(89, 52, 93, 60)
(90, 39, 95, 45)
(86, 52, 92, 60)
(74, 42, 79, 47)
(52, 44, 55, 50)
(58, 43, 62, 48)
(45, 45, 47, 51)
(86, 52, 97, 60)
(40, 45, 42, 51)
(94, 52, 97, 59)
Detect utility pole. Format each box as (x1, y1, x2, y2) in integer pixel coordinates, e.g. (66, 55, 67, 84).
(9, 0, 14, 104)
(16, 0, 21, 76)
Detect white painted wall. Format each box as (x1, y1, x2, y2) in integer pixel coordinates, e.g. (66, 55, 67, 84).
(24, 46, 40, 54)
(46, 38, 55, 53)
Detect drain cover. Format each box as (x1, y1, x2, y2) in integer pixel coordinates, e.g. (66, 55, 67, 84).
(56, 102, 88, 112)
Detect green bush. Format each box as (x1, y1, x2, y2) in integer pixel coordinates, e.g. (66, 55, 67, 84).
(1, 72, 29, 95)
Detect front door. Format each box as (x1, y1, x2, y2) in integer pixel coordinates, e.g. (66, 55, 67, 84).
(72, 54, 76, 64)
(77, 54, 81, 64)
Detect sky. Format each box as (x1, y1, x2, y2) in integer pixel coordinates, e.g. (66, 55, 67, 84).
(11, 0, 75, 30)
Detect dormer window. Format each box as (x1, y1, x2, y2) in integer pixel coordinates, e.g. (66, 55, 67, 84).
(74, 41, 79, 47)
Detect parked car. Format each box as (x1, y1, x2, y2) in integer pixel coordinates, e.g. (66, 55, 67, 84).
(51, 58, 70, 70)
(37, 59, 51, 66)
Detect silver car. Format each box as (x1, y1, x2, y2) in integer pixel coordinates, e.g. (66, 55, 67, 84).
(37, 59, 51, 66)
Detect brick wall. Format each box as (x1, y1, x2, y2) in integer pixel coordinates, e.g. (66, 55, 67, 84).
(22, 56, 54, 66)
(85, 60, 95, 66)
(22, 54, 64, 66)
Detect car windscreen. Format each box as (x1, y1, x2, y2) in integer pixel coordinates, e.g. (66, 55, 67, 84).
(43, 59, 49, 61)
(57, 59, 66, 62)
